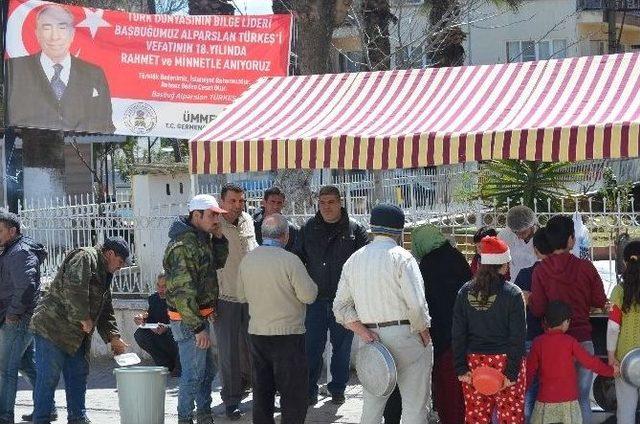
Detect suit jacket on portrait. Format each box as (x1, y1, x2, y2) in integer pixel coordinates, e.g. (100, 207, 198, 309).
(6, 53, 116, 134)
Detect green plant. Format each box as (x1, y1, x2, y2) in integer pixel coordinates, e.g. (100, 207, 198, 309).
(479, 160, 582, 212)
(453, 170, 480, 204)
(598, 167, 632, 212)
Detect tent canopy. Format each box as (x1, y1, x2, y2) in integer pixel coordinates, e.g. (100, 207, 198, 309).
(190, 52, 640, 174)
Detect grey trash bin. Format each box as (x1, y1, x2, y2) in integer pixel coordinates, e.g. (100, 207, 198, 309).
(114, 366, 168, 424)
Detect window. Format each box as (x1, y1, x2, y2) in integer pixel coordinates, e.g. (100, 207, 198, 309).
(590, 40, 606, 56)
(552, 40, 567, 58)
(521, 41, 536, 61)
(338, 51, 363, 73)
(506, 39, 568, 62)
(395, 45, 429, 69)
(507, 41, 521, 62)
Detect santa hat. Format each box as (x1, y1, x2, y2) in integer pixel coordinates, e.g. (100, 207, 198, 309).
(480, 236, 511, 265)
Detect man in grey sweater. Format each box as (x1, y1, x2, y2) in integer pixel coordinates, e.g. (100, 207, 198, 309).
(237, 214, 317, 424)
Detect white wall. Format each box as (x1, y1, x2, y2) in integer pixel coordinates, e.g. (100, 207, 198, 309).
(466, 0, 580, 65)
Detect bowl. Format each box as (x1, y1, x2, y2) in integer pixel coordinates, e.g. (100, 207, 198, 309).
(472, 365, 504, 396)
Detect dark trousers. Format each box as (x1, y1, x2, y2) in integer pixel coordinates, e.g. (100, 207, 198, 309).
(305, 299, 353, 398)
(214, 300, 251, 407)
(133, 328, 180, 371)
(249, 334, 308, 424)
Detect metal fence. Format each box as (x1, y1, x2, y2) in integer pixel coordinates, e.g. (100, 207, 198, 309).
(16, 160, 640, 296)
(18, 194, 638, 296)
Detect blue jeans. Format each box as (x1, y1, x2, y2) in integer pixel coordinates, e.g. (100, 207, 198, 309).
(33, 334, 89, 423)
(577, 340, 594, 424)
(170, 320, 217, 420)
(305, 299, 354, 399)
(0, 316, 36, 422)
(524, 341, 539, 423)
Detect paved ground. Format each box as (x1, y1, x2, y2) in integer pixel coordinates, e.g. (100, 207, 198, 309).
(14, 359, 365, 423)
(14, 359, 617, 423)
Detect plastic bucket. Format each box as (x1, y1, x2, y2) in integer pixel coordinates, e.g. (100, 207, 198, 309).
(114, 366, 168, 424)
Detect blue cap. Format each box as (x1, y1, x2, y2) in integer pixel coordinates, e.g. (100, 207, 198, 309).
(370, 204, 405, 236)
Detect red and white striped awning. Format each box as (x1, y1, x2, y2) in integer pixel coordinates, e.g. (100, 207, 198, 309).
(190, 52, 640, 174)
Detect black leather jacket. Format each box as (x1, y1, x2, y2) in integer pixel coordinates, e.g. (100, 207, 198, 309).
(295, 208, 369, 300)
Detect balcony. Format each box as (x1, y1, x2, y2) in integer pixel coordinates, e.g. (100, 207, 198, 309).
(577, 0, 640, 29)
(579, 0, 640, 10)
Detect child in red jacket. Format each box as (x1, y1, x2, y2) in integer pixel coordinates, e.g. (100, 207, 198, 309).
(526, 301, 618, 424)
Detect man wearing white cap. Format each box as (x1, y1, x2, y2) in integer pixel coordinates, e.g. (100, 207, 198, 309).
(163, 194, 228, 424)
(498, 205, 538, 283)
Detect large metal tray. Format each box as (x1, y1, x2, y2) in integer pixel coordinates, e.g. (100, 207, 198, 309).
(355, 341, 397, 397)
(621, 347, 640, 388)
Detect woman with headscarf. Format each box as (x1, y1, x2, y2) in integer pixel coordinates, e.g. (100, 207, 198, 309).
(383, 224, 472, 424)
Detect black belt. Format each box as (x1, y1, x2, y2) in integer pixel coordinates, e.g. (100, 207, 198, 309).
(363, 320, 410, 329)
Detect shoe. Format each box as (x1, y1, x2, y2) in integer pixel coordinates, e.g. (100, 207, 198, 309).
(21, 411, 59, 422)
(307, 395, 318, 407)
(331, 393, 346, 405)
(68, 419, 92, 424)
(178, 420, 193, 424)
(225, 406, 242, 421)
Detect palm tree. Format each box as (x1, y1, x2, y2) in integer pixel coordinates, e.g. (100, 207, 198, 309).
(479, 160, 583, 212)
(427, 0, 522, 67)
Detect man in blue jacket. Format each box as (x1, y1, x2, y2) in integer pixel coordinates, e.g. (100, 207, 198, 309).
(0, 212, 48, 424)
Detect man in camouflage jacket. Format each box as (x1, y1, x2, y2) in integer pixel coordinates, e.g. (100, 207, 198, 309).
(30, 237, 131, 424)
(164, 194, 228, 424)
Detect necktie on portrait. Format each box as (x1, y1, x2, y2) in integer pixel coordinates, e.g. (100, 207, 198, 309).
(51, 64, 66, 101)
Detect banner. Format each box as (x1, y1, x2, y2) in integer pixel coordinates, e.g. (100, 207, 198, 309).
(4, 0, 292, 137)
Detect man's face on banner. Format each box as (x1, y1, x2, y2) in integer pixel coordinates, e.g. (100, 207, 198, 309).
(35, 7, 75, 63)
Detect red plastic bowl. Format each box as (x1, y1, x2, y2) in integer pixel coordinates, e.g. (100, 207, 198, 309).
(472, 366, 504, 396)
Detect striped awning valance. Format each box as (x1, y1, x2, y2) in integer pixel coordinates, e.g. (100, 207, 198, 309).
(190, 52, 640, 174)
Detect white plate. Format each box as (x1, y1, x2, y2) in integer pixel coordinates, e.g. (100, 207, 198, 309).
(114, 353, 141, 367)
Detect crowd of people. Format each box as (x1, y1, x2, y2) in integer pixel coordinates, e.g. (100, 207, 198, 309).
(0, 184, 639, 424)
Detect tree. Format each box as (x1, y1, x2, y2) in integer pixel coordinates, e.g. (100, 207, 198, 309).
(427, 0, 522, 67)
(479, 160, 582, 212)
(271, 1, 352, 211)
(188, 0, 234, 15)
(361, 0, 396, 71)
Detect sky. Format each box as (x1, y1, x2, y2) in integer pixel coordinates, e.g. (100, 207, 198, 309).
(237, 0, 274, 15)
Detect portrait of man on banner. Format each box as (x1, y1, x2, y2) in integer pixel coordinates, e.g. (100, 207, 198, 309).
(5, 3, 115, 134)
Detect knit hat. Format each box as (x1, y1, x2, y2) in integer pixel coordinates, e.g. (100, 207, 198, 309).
(411, 224, 448, 260)
(370, 204, 404, 236)
(480, 236, 511, 265)
(506, 205, 536, 232)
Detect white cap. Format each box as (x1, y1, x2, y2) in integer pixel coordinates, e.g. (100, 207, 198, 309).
(188, 194, 227, 214)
